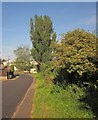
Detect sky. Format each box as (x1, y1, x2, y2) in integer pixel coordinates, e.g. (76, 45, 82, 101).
(2, 2, 96, 60)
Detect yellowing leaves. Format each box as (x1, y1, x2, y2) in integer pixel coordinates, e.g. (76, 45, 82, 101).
(53, 29, 97, 79)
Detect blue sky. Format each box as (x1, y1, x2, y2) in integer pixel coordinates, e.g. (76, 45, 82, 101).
(2, 2, 96, 60)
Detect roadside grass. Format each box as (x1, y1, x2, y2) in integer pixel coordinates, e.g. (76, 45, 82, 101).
(32, 72, 95, 118)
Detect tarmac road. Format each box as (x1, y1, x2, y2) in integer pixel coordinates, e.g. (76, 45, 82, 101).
(2, 74, 34, 118)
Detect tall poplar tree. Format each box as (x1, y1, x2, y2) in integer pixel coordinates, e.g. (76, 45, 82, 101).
(30, 15, 56, 69)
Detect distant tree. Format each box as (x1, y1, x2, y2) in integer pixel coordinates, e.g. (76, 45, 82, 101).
(30, 15, 56, 70)
(14, 46, 31, 71)
(53, 29, 96, 82)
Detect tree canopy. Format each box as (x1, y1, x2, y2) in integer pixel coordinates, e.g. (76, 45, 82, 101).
(14, 46, 31, 71)
(30, 15, 56, 66)
(52, 29, 96, 82)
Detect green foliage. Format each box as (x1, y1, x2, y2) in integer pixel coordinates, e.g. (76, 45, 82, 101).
(14, 46, 31, 71)
(30, 15, 56, 66)
(53, 29, 96, 82)
(10, 64, 14, 72)
(32, 72, 95, 118)
(40, 62, 56, 84)
(80, 82, 98, 117)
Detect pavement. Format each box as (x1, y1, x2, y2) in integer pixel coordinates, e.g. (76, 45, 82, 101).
(2, 74, 35, 118)
(12, 75, 36, 118)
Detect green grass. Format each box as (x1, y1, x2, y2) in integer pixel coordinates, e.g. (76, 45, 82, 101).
(32, 72, 95, 118)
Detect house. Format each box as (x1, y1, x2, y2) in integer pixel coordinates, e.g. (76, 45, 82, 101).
(30, 60, 38, 73)
(30, 68, 37, 74)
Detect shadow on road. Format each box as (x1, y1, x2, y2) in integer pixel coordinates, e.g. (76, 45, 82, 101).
(13, 74, 20, 78)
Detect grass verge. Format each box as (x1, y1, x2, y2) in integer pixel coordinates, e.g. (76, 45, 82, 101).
(32, 72, 95, 118)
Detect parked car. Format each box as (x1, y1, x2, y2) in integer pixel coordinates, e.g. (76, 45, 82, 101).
(24, 70, 29, 74)
(3, 66, 14, 79)
(7, 65, 14, 79)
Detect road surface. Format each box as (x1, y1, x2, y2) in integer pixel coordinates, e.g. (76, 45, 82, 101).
(2, 74, 34, 118)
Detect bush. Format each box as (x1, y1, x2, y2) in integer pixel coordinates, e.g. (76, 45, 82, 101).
(32, 72, 95, 118)
(52, 29, 96, 83)
(40, 62, 56, 84)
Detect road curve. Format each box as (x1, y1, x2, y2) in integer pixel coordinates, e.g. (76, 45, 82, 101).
(2, 74, 34, 118)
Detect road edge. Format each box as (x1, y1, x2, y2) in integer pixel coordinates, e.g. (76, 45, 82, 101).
(12, 74, 36, 118)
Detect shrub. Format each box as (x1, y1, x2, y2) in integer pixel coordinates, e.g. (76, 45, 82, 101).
(52, 29, 96, 83)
